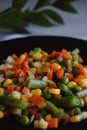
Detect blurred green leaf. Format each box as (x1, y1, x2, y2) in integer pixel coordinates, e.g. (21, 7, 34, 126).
(0, 8, 28, 33)
(12, 0, 27, 9)
(34, 0, 51, 10)
(42, 9, 64, 24)
(53, 1, 77, 13)
(24, 11, 53, 27)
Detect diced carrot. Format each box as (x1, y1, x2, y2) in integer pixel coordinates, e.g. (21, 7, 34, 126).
(30, 96, 45, 108)
(22, 87, 30, 94)
(64, 54, 72, 61)
(47, 70, 53, 80)
(48, 118, 58, 128)
(56, 68, 64, 79)
(67, 74, 74, 81)
(15, 57, 23, 65)
(50, 64, 59, 72)
(51, 51, 60, 57)
(49, 83, 57, 88)
(7, 85, 14, 93)
(74, 74, 84, 84)
(15, 69, 24, 77)
(83, 96, 87, 103)
(29, 107, 38, 115)
(78, 64, 84, 74)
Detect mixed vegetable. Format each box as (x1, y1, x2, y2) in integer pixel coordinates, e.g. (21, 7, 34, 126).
(0, 47, 87, 129)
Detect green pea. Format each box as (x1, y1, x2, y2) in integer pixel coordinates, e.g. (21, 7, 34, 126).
(65, 89, 73, 96)
(59, 76, 69, 84)
(73, 85, 82, 92)
(62, 59, 71, 67)
(19, 115, 30, 126)
(59, 83, 69, 92)
(43, 91, 52, 99)
(34, 47, 41, 52)
(62, 65, 66, 72)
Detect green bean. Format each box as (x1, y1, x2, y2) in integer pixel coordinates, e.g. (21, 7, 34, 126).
(19, 115, 30, 126)
(69, 107, 81, 116)
(27, 79, 48, 89)
(0, 96, 27, 110)
(71, 48, 80, 55)
(52, 96, 80, 108)
(72, 54, 78, 61)
(45, 100, 64, 118)
(75, 89, 87, 97)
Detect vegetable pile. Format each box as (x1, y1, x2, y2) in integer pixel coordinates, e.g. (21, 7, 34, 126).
(0, 47, 87, 129)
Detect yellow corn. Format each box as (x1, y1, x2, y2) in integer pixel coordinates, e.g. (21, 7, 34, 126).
(53, 63, 61, 70)
(20, 54, 26, 60)
(21, 94, 29, 101)
(0, 111, 4, 118)
(79, 79, 87, 88)
(39, 118, 48, 129)
(31, 89, 42, 96)
(69, 115, 80, 122)
(49, 88, 60, 95)
(11, 108, 22, 115)
(3, 78, 13, 87)
(30, 68, 36, 74)
(0, 88, 5, 96)
(11, 91, 21, 99)
(33, 52, 42, 60)
(45, 114, 52, 121)
(67, 81, 77, 88)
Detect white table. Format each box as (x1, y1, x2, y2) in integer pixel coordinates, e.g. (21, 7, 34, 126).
(0, 0, 87, 41)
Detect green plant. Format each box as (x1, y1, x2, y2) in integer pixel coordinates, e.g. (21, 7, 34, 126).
(0, 0, 77, 33)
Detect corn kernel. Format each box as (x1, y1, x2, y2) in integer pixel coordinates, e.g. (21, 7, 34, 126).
(21, 94, 29, 101)
(39, 118, 48, 129)
(79, 79, 87, 88)
(11, 91, 21, 99)
(69, 115, 80, 122)
(0, 88, 5, 96)
(0, 111, 4, 118)
(45, 114, 52, 121)
(31, 89, 42, 96)
(3, 78, 13, 87)
(49, 88, 60, 95)
(33, 52, 42, 60)
(20, 54, 26, 60)
(11, 108, 22, 115)
(67, 81, 77, 88)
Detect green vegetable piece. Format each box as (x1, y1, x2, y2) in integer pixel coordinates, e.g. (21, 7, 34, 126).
(27, 79, 48, 89)
(72, 54, 78, 61)
(45, 100, 64, 118)
(59, 76, 69, 84)
(0, 96, 27, 110)
(52, 96, 80, 108)
(43, 91, 52, 99)
(34, 47, 42, 52)
(73, 85, 82, 92)
(69, 107, 81, 116)
(72, 66, 79, 77)
(75, 89, 87, 97)
(62, 59, 71, 67)
(0, 104, 5, 111)
(59, 83, 69, 92)
(19, 115, 30, 126)
(71, 48, 80, 54)
(79, 98, 85, 108)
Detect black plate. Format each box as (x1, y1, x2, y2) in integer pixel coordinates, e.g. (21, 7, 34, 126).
(0, 36, 87, 130)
